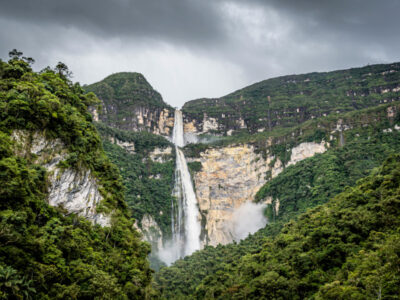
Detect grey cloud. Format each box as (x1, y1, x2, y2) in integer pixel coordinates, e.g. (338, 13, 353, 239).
(0, 0, 399, 106)
(0, 0, 225, 45)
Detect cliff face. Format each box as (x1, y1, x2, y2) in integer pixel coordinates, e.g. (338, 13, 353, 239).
(85, 72, 174, 136)
(189, 141, 327, 246)
(11, 130, 110, 226)
(95, 105, 175, 136)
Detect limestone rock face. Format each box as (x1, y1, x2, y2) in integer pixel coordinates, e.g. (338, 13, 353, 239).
(149, 146, 173, 163)
(109, 137, 136, 154)
(11, 130, 110, 226)
(139, 214, 163, 250)
(192, 141, 327, 246)
(193, 144, 268, 246)
(94, 105, 174, 137)
(202, 114, 219, 133)
(287, 141, 327, 166)
(182, 113, 222, 135)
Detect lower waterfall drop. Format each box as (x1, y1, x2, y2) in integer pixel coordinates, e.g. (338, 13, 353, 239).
(170, 109, 201, 261)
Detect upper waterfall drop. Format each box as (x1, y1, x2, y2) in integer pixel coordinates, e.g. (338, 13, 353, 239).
(171, 109, 201, 258)
(172, 110, 185, 147)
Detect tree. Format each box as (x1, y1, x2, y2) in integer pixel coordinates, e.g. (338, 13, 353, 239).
(8, 49, 35, 65)
(8, 49, 22, 60)
(55, 62, 72, 79)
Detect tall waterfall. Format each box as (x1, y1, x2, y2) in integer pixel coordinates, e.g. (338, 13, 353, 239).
(170, 110, 201, 260)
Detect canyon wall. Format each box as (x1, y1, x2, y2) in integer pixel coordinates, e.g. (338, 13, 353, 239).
(188, 141, 327, 246)
(94, 105, 175, 136)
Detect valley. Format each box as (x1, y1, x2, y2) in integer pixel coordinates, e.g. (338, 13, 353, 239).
(1, 54, 400, 299)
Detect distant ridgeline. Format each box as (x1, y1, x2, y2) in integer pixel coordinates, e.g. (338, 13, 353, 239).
(85, 72, 175, 136)
(182, 62, 400, 136)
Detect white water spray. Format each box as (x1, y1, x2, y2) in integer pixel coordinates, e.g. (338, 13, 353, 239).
(162, 110, 201, 263)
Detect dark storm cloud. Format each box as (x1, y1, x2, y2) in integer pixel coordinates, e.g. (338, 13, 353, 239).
(0, 0, 225, 44)
(1, 0, 400, 60)
(0, 0, 399, 106)
(262, 0, 400, 42)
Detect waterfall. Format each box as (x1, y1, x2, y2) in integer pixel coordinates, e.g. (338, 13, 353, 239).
(170, 110, 201, 260)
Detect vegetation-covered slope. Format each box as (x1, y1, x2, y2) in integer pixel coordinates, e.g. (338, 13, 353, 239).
(85, 72, 173, 133)
(155, 102, 400, 299)
(183, 62, 400, 135)
(0, 53, 153, 299)
(96, 123, 176, 237)
(155, 155, 400, 299)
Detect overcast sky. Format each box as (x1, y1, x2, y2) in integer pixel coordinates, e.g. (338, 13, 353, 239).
(1, 0, 399, 107)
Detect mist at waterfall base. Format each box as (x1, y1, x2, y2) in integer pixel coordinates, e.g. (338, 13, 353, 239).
(230, 202, 268, 242)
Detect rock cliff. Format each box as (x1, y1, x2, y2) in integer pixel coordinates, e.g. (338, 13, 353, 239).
(189, 141, 327, 246)
(11, 130, 110, 226)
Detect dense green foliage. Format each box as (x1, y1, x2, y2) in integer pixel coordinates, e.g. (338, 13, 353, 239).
(184, 101, 400, 164)
(0, 54, 154, 299)
(96, 123, 176, 237)
(85, 72, 172, 131)
(154, 222, 284, 299)
(156, 155, 400, 299)
(156, 103, 400, 299)
(85, 72, 168, 108)
(256, 113, 400, 220)
(183, 62, 400, 135)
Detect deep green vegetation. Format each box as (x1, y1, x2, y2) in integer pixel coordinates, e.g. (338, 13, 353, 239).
(3, 49, 400, 300)
(256, 110, 400, 220)
(85, 72, 168, 108)
(156, 155, 400, 299)
(184, 101, 400, 165)
(156, 103, 400, 299)
(183, 62, 400, 135)
(96, 123, 176, 237)
(85, 72, 172, 131)
(0, 52, 153, 299)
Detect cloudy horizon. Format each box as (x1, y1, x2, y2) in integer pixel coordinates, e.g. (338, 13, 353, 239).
(1, 0, 399, 107)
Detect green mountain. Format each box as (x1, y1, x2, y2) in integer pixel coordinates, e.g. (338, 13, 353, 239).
(85, 72, 174, 135)
(95, 123, 176, 270)
(183, 62, 400, 135)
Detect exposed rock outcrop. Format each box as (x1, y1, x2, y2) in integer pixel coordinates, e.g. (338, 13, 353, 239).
(149, 146, 173, 163)
(287, 141, 327, 166)
(139, 214, 163, 250)
(11, 130, 110, 226)
(191, 141, 327, 246)
(97, 106, 174, 136)
(109, 136, 136, 154)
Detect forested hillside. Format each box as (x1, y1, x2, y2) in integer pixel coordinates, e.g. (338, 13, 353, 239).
(183, 62, 400, 135)
(85, 72, 174, 135)
(155, 101, 400, 299)
(95, 123, 177, 269)
(96, 123, 175, 235)
(2, 49, 400, 300)
(0, 53, 154, 299)
(155, 155, 400, 299)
